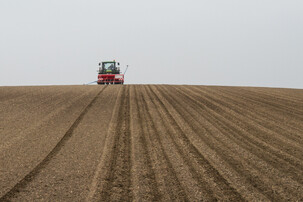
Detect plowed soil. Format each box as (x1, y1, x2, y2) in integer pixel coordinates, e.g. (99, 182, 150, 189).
(0, 85, 302, 201)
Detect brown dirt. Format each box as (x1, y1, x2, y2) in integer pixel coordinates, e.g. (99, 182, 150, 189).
(0, 85, 302, 201)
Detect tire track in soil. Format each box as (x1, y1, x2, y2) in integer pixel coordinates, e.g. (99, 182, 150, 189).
(0, 87, 101, 198)
(147, 85, 245, 201)
(0, 86, 108, 201)
(88, 86, 132, 201)
(100, 86, 132, 201)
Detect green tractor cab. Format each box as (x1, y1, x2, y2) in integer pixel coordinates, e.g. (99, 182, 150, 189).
(98, 61, 120, 74)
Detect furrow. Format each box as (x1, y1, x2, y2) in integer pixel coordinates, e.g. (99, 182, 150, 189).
(249, 87, 303, 103)
(224, 87, 303, 119)
(153, 86, 270, 201)
(194, 86, 303, 142)
(243, 87, 303, 108)
(160, 85, 286, 200)
(216, 87, 303, 132)
(146, 85, 245, 201)
(160, 86, 303, 200)
(187, 86, 303, 159)
(174, 86, 303, 176)
(134, 85, 189, 201)
(129, 85, 161, 201)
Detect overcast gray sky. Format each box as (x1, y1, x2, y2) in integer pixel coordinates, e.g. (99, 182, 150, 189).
(1, 0, 302, 88)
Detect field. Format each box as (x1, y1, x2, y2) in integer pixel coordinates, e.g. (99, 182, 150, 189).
(0, 85, 302, 201)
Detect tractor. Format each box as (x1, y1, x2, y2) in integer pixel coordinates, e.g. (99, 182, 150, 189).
(97, 60, 124, 85)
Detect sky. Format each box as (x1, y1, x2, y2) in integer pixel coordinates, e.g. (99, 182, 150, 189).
(0, 0, 303, 88)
